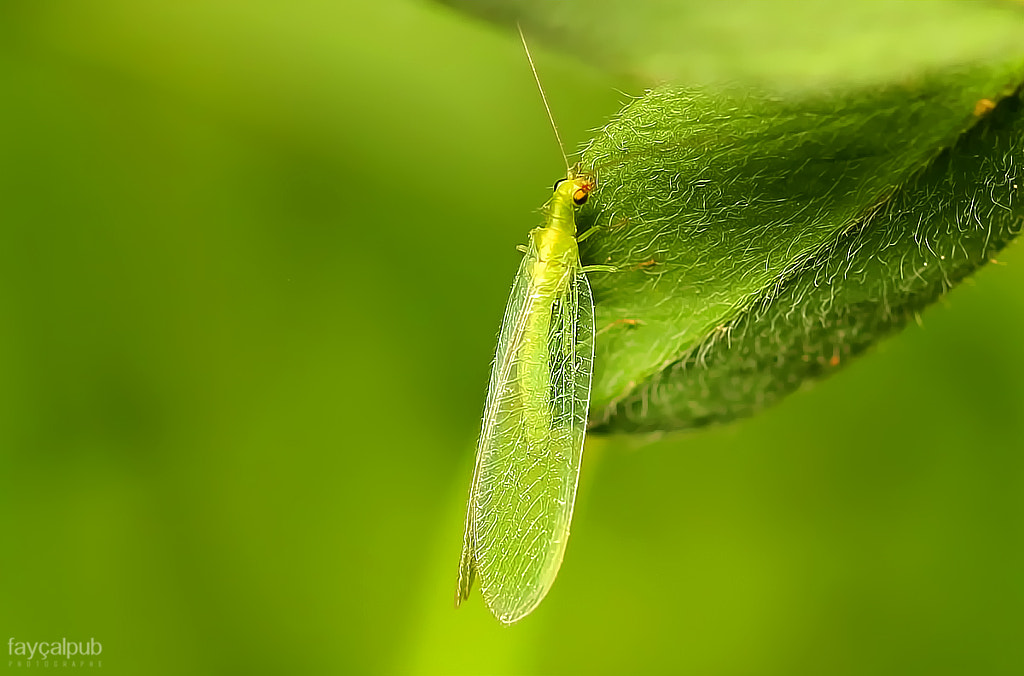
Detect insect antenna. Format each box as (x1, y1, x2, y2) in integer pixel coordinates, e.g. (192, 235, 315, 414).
(518, 23, 571, 175)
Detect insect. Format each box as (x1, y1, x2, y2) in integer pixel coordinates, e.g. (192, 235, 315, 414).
(454, 27, 613, 625)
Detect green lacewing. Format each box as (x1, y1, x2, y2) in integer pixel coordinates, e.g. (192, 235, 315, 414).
(455, 27, 609, 625)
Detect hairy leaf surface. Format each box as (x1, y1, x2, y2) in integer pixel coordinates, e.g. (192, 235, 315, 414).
(574, 69, 1024, 432)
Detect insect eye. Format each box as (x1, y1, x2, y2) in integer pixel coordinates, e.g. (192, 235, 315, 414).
(572, 189, 589, 206)
(553, 178, 566, 192)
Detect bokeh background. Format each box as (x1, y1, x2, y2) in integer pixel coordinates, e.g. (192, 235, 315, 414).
(2, 2, 1023, 675)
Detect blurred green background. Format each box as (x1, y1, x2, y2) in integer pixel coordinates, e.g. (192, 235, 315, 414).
(2, 2, 1023, 674)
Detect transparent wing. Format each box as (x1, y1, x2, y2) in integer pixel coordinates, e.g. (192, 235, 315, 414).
(455, 245, 540, 609)
(456, 242, 595, 624)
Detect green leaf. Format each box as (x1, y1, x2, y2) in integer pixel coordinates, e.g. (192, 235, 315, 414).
(574, 64, 1024, 433)
(438, 0, 1024, 90)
